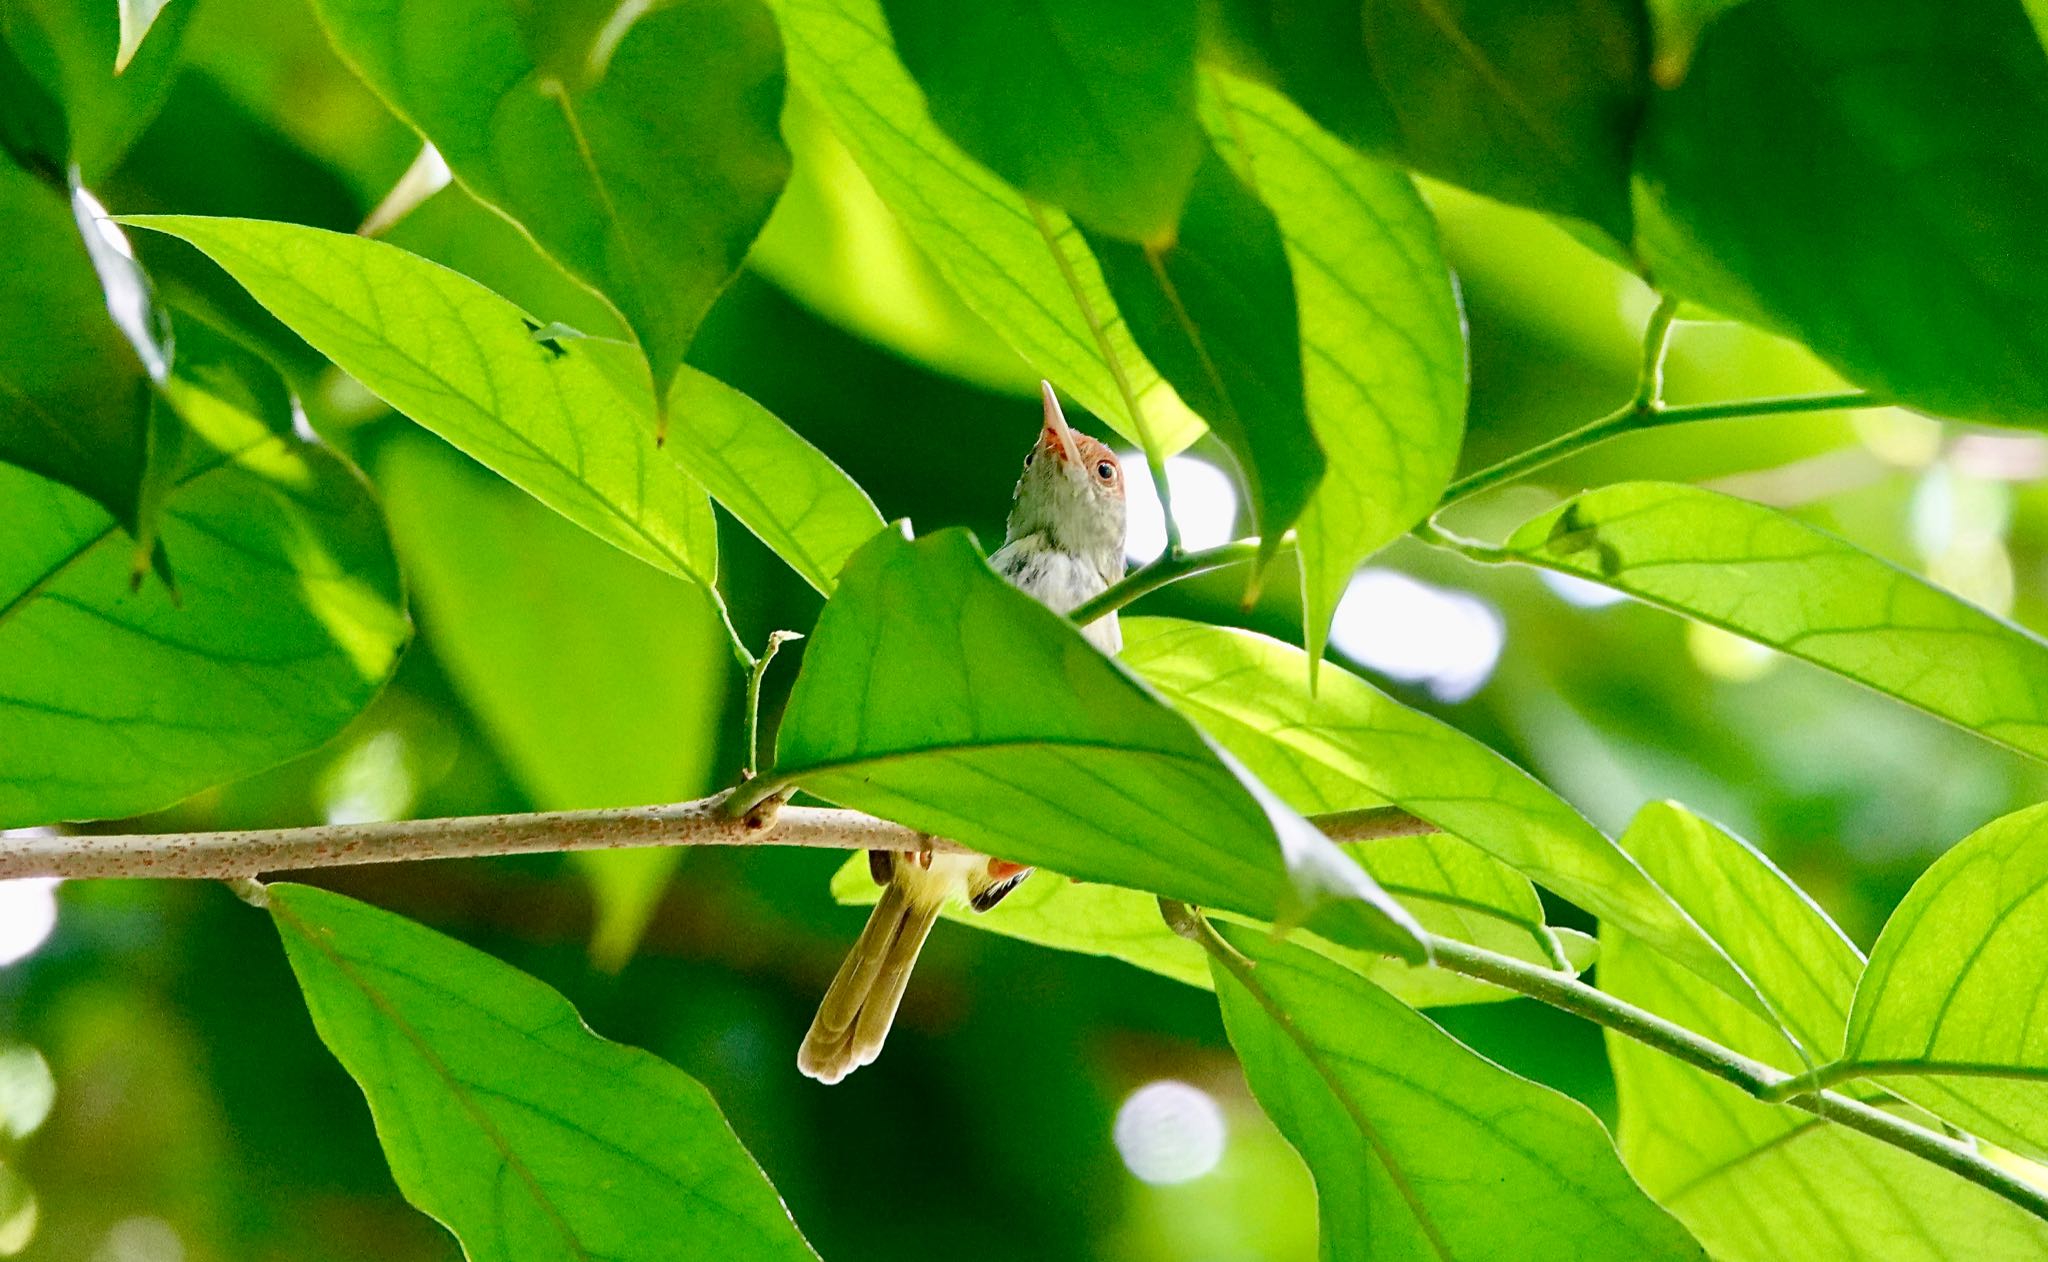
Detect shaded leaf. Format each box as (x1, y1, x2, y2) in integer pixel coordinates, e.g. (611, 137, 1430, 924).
(1085, 147, 1322, 564)
(0, 320, 407, 828)
(0, 0, 193, 176)
(313, 0, 790, 396)
(878, 0, 1200, 240)
(1634, 0, 2048, 424)
(1502, 483, 2048, 766)
(124, 215, 720, 590)
(269, 883, 819, 1262)
(1122, 617, 1772, 1018)
(1840, 802, 2048, 1161)
(775, 0, 1204, 455)
(1239, 0, 1648, 241)
(1212, 925, 1704, 1261)
(377, 435, 731, 970)
(771, 528, 1427, 960)
(1199, 68, 1465, 666)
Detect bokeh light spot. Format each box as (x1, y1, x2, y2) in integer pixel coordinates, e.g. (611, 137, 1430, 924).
(1114, 1080, 1227, 1185)
(1331, 570, 1505, 702)
(0, 879, 59, 968)
(1122, 455, 1239, 565)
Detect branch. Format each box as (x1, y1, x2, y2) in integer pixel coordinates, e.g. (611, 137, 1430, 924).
(0, 797, 1435, 881)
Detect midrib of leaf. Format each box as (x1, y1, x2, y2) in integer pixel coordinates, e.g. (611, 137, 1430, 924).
(1026, 200, 1158, 454)
(1406, 0, 1587, 188)
(1216, 945, 1457, 1261)
(540, 81, 654, 347)
(1376, 882, 1554, 962)
(272, 897, 591, 1261)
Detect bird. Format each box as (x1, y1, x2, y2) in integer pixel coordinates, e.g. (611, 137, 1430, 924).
(797, 381, 1128, 1084)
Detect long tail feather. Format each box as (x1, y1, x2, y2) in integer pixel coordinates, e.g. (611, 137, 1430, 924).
(798, 881, 941, 1084)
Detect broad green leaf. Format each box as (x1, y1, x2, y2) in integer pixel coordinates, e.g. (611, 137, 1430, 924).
(877, 0, 1200, 240)
(771, 528, 1427, 960)
(0, 163, 154, 533)
(124, 216, 720, 591)
(0, 321, 407, 828)
(1634, 0, 2048, 425)
(377, 435, 729, 970)
(1240, 0, 1648, 242)
(1618, 802, 1863, 1060)
(1123, 617, 1772, 1018)
(1839, 802, 2048, 1161)
(664, 368, 884, 594)
(268, 883, 819, 1262)
(1212, 926, 1704, 1261)
(1604, 927, 2048, 1260)
(829, 851, 1599, 1007)
(1086, 148, 1322, 564)
(774, 0, 1204, 455)
(1199, 68, 1466, 667)
(313, 0, 790, 397)
(114, 0, 172, 72)
(1501, 483, 2048, 766)
(1, 0, 192, 176)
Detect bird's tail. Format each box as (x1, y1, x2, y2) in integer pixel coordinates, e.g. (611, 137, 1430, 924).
(798, 876, 944, 1084)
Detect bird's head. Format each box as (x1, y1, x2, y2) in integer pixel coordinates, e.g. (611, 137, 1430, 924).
(1007, 382, 1126, 564)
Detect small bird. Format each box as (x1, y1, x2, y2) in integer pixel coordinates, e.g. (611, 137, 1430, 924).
(797, 381, 1128, 1083)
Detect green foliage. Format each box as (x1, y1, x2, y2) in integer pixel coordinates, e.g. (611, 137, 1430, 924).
(270, 883, 819, 1262)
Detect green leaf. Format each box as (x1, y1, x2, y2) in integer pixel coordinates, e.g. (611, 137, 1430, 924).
(1122, 617, 1772, 1018)
(1633, 0, 2048, 425)
(1198, 68, 1466, 666)
(0, 163, 155, 534)
(1085, 147, 1322, 563)
(268, 883, 819, 1262)
(829, 852, 1598, 1007)
(0, 319, 407, 828)
(770, 528, 1427, 960)
(1501, 482, 2048, 766)
(123, 215, 720, 591)
(1240, 0, 1648, 242)
(876, 0, 1200, 241)
(1, 0, 193, 176)
(377, 435, 731, 970)
(1211, 925, 1704, 1261)
(774, 0, 1204, 455)
(1604, 928, 2048, 1259)
(114, 0, 172, 72)
(1838, 802, 2048, 1161)
(312, 0, 790, 397)
(664, 368, 884, 594)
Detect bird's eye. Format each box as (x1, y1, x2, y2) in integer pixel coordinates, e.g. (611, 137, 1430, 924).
(1095, 460, 1116, 481)
(1023, 451, 1035, 467)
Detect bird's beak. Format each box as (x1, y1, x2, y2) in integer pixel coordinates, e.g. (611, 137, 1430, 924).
(1040, 380, 1084, 468)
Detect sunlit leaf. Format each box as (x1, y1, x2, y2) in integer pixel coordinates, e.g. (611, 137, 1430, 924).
(1500, 483, 2048, 766)
(1839, 802, 2048, 1162)
(1634, 0, 2048, 424)
(114, 0, 173, 72)
(771, 528, 1427, 960)
(877, 0, 1200, 240)
(0, 319, 407, 828)
(1199, 68, 1465, 667)
(1085, 148, 1321, 564)
(774, 0, 1204, 455)
(269, 883, 819, 1262)
(1213, 925, 1704, 1261)
(124, 215, 720, 590)
(312, 0, 790, 397)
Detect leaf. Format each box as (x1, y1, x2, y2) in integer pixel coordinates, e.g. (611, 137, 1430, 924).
(0, 0, 193, 176)
(1085, 147, 1322, 564)
(1633, 0, 2048, 425)
(1838, 802, 2048, 1161)
(114, 0, 172, 72)
(268, 883, 819, 1262)
(123, 215, 720, 591)
(1604, 929, 2048, 1259)
(1211, 925, 1705, 1261)
(770, 528, 1427, 960)
(1501, 482, 2048, 766)
(1122, 617, 1774, 1019)
(829, 852, 1599, 1007)
(1240, 0, 1648, 242)
(876, 0, 1200, 240)
(1198, 68, 1466, 667)
(664, 368, 885, 594)
(312, 0, 790, 397)
(0, 319, 407, 828)
(377, 435, 730, 970)
(774, 0, 1204, 455)
(0, 162, 154, 534)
